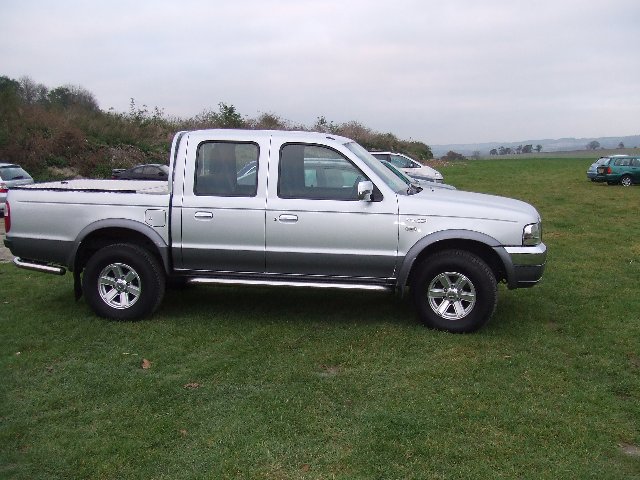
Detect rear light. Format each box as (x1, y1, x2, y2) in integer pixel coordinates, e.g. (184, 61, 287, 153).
(607, 167, 612, 174)
(4, 201, 10, 232)
(0, 182, 7, 193)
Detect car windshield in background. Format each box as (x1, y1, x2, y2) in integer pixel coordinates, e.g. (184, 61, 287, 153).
(113, 164, 169, 180)
(344, 142, 409, 194)
(0, 166, 32, 181)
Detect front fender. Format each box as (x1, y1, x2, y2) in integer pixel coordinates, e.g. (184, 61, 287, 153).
(395, 229, 504, 295)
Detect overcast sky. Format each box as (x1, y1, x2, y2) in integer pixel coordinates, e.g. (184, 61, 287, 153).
(1, 0, 639, 144)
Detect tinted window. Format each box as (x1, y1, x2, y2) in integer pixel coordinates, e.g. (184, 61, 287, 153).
(371, 153, 390, 162)
(195, 142, 259, 196)
(390, 155, 414, 168)
(631, 158, 640, 167)
(279, 144, 366, 200)
(614, 158, 631, 166)
(0, 166, 32, 181)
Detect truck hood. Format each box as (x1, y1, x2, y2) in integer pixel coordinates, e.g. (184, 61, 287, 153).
(398, 187, 541, 224)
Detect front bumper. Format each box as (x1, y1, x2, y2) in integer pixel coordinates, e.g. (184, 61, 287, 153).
(501, 243, 547, 289)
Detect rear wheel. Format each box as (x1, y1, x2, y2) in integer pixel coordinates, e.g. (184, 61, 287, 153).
(82, 243, 165, 320)
(412, 250, 497, 333)
(621, 175, 633, 187)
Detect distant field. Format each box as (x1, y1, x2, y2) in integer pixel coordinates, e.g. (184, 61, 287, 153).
(1, 157, 638, 479)
(478, 148, 640, 160)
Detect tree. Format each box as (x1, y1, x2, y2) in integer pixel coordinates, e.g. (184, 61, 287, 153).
(490, 148, 498, 155)
(251, 111, 288, 130)
(313, 116, 338, 134)
(586, 140, 600, 150)
(217, 102, 244, 128)
(522, 144, 533, 154)
(19, 76, 48, 105)
(618, 142, 625, 149)
(441, 150, 466, 161)
(193, 102, 245, 129)
(535, 144, 543, 153)
(47, 85, 99, 111)
(403, 140, 433, 161)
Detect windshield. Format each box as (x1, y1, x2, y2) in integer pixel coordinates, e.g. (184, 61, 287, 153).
(344, 142, 409, 194)
(0, 166, 32, 181)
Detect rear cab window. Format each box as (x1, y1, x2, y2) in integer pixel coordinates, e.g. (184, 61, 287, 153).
(194, 141, 260, 197)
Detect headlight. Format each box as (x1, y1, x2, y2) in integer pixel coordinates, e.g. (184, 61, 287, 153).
(523, 222, 542, 246)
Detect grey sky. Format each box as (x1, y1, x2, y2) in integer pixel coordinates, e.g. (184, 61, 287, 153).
(1, 0, 639, 144)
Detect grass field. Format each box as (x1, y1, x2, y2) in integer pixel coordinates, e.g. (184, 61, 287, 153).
(1, 158, 639, 479)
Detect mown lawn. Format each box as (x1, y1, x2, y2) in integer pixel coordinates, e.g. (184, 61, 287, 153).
(1, 158, 639, 479)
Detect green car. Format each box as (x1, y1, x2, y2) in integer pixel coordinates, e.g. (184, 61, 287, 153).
(596, 155, 640, 186)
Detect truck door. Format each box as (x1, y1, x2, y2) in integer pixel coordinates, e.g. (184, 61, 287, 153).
(176, 139, 266, 272)
(265, 143, 398, 278)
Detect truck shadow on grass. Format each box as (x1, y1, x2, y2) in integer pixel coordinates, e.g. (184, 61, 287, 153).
(160, 285, 418, 328)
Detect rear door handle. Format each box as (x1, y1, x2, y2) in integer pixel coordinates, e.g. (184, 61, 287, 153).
(194, 211, 213, 220)
(278, 214, 298, 223)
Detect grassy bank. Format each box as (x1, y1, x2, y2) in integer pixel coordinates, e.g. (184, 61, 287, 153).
(1, 157, 638, 479)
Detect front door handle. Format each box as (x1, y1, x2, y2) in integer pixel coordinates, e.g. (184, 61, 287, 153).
(278, 214, 298, 223)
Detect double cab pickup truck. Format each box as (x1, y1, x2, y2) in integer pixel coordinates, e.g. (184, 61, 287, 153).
(4, 129, 546, 332)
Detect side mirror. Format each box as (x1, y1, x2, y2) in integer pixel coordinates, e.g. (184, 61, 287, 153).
(357, 181, 374, 201)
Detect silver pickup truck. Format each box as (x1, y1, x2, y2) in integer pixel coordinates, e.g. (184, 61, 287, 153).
(4, 129, 546, 332)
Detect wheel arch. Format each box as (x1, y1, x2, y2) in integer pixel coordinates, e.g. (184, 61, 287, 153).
(69, 219, 170, 274)
(396, 230, 508, 295)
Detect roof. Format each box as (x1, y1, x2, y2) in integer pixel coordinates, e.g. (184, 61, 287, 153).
(186, 129, 355, 145)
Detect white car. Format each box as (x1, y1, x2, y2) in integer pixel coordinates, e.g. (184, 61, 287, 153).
(0, 163, 34, 215)
(369, 151, 444, 183)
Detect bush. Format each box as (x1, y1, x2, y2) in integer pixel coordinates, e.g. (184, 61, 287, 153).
(0, 74, 434, 179)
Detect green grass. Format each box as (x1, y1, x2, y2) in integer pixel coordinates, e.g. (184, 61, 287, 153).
(1, 158, 639, 479)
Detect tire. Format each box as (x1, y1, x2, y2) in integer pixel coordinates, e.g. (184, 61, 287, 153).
(411, 250, 497, 333)
(82, 243, 165, 320)
(621, 175, 633, 187)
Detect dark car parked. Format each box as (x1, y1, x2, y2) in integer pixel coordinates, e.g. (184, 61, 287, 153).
(112, 164, 169, 180)
(595, 156, 640, 186)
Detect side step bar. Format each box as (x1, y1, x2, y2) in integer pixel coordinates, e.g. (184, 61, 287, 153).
(189, 277, 393, 291)
(13, 257, 66, 276)
(10, 257, 394, 292)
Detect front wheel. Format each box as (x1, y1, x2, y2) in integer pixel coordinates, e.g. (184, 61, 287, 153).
(82, 243, 165, 320)
(411, 250, 497, 333)
(621, 175, 633, 187)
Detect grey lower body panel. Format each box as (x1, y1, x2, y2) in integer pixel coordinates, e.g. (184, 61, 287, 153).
(4, 236, 73, 268)
(501, 243, 547, 289)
